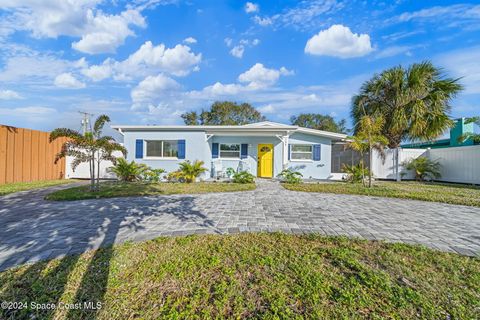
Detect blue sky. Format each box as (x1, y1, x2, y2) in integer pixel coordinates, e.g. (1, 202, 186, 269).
(0, 0, 479, 134)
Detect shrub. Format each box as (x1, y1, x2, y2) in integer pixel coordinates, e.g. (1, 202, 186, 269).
(278, 169, 303, 184)
(172, 160, 208, 183)
(342, 163, 370, 183)
(403, 157, 441, 181)
(141, 168, 166, 183)
(226, 167, 235, 178)
(109, 158, 147, 182)
(166, 170, 186, 183)
(232, 171, 255, 184)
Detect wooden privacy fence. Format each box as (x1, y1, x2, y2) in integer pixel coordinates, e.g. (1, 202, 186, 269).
(0, 125, 67, 184)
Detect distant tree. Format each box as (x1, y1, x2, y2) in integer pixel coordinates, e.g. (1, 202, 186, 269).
(181, 111, 199, 125)
(352, 61, 463, 148)
(181, 101, 266, 125)
(290, 113, 347, 133)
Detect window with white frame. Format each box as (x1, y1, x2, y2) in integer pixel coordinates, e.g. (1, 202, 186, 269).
(290, 144, 313, 160)
(220, 144, 240, 159)
(146, 140, 178, 158)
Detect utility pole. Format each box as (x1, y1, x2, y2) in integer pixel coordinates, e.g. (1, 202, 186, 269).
(78, 111, 93, 136)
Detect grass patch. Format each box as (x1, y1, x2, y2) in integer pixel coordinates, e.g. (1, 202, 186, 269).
(45, 181, 256, 201)
(283, 181, 480, 207)
(0, 233, 478, 319)
(0, 179, 77, 196)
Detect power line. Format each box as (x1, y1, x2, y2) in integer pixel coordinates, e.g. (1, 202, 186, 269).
(78, 111, 94, 136)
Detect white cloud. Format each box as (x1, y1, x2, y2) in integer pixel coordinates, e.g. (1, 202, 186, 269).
(0, 1, 147, 54)
(305, 24, 373, 58)
(123, 41, 201, 76)
(83, 41, 202, 81)
(396, 4, 480, 22)
(198, 82, 244, 96)
(238, 63, 293, 88)
(252, 0, 341, 30)
(0, 54, 72, 82)
(81, 59, 113, 82)
(224, 38, 233, 47)
(72, 9, 146, 54)
(374, 45, 415, 59)
(0, 106, 57, 123)
(0, 89, 22, 99)
(183, 37, 197, 44)
(245, 2, 259, 13)
(258, 104, 275, 113)
(54, 72, 86, 89)
(228, 39, 260, 58)
(436, 46, 480, 94)
(253, 15, 273, 26)
(230, 45, 245, 58)
(131, 73, 181, 108)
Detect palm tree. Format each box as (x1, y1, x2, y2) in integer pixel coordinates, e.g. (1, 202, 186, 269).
(347, 135, 369, 187)
(352, 61, 463, 148)
(347, 112, 388, 187)
(50, 115, 126, 191)
(178, 160, 207, 183)
(356, 115, 389, 187)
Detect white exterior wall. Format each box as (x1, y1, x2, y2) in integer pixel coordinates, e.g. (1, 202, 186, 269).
(65, 131, 336, 180)
(65, 150, 123, 179)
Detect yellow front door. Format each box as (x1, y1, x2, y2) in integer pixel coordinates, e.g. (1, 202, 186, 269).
(258, 144, 273, 178)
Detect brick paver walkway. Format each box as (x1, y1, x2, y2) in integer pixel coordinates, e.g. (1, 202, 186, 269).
(1, 179, 479, 270)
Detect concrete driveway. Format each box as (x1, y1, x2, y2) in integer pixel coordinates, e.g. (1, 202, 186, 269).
(1, 179, 479, 270)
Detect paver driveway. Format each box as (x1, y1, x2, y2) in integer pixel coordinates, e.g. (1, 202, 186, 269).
(1, 179, 479, 270)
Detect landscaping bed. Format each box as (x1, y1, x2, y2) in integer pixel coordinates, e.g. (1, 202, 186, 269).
(0, 179, 77, 196)
(45, 181, 256, 201)
(283, 181, 480, 207)
(0, 233, 478, 319)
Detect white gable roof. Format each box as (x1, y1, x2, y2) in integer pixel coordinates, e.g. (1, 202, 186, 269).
(112, 121, 347, 140)
(242, 121, 295, 128)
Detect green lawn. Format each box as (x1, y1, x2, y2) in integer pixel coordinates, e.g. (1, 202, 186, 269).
(0, 233, 478, 319)
(0, 179, 77, 196)
(45, 181, 256, 201)
(283, 181, 480, 207)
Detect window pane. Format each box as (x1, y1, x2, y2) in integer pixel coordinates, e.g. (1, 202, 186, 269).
(292, 152, 312, 160)
(146, 141, 162, 157)
(220, 151, 240, 158)
(220, 144, 240, 151)
(163, 140, 178, 157)
(292, 145, 312, 152)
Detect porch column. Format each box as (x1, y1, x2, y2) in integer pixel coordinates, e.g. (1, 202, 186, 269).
(282, 133, 289, 169)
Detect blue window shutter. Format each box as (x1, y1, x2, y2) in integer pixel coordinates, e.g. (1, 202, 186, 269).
(288, 144, 291, 160)
(241, 144, 248, 159)
(212, 143, 219, 158)
(178, 140, 186, 159)
(313, 144, 321, 161)
(135, 139, 143, 159)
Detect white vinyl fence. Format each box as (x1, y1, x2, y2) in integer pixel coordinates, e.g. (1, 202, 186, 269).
(372, 145, 480, 184)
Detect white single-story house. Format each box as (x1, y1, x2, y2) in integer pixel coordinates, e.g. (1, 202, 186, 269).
(111, 121, 347, 180)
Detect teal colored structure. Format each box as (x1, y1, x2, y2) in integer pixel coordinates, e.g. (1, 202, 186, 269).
(402, 118, 475, 149)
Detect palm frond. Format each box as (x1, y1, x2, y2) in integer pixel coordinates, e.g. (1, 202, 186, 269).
(93, 114, 110, 137)
(49, 128, 83, 142)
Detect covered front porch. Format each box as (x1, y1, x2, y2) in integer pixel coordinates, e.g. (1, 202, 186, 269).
(205, 126, 292, 179)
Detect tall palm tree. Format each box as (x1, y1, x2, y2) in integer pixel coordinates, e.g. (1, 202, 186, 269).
(50, 115, 126, 191)
(352, 61, 463, 148)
